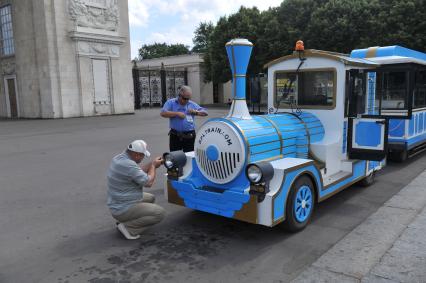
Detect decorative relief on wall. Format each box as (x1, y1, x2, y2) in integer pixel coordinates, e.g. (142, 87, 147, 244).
(69, 0, 119, 31)
(2, 62, 15, 75)
(77, 41, 120, 57)
(91, 43, 107, 53)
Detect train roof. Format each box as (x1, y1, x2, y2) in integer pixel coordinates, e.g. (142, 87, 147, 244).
(350, 46, 426, 66)
(264, 49, 379, 69)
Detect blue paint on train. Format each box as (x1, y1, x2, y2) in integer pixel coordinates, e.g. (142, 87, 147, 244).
(272, 161, 366, 222)
(409, 118, 415, 136)
(273, 164, 322, 222)
(342, 121, 347, 154)
(367, 72, 377, 115)
(229, 112, 324, 163)
(389, 111, 426, 150)
(389, 119, 405, 137)
(206, 145, 219, 161)
(171, 158, 250, 218)
(351, 46, 426, 61)
(171, 112, 325, 219)
(225, 41, 252, 100)
(355, 121, 382, 147)
(319, 161, 366, 199)
(407, 132, 426, 148)
(369, 160, 379, 171)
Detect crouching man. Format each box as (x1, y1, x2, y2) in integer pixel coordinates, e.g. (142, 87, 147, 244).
(107, 140, 165, 240)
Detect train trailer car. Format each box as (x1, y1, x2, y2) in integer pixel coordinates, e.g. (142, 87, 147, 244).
(162, 39, 397, 231)
(350, 46, 426, 161)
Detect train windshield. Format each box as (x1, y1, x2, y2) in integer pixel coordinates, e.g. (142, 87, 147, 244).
(346, 65, 426, 119)
(414, 69, 426, 108)
(274, 69, 336, 109)
(377, 71, 409, 110)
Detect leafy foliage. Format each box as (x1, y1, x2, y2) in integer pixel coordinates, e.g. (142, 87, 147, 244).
(199, 0, 426, 83)
(205, 7, 263, 83)
(192, 22, 215, 53)
(138, 43, 190, 60)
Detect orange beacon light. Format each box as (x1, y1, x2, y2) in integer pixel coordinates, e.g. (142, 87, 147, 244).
(295, 40, 304, 51)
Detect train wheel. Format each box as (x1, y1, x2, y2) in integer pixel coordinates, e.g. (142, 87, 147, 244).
(283, 176, 315, 232)
(359, 171, 375, 187)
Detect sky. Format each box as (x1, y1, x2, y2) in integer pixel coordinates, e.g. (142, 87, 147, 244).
(128, 0, 283, 59)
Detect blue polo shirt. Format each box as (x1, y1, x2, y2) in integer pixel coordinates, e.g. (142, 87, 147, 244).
(161, 98, 207, 132)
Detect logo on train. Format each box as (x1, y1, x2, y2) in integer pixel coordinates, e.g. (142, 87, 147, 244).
(198, 126, 233, 146)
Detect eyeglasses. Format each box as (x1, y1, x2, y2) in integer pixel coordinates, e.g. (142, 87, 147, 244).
(180, 95, 190, 101)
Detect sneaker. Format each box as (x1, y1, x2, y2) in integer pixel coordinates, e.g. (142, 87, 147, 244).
(116, 223, 140, 240)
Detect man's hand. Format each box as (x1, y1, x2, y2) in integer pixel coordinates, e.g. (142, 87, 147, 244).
(153, 157, 163, 168)
(175, 112, 186, 119)
(160, 111, 185, 119)
(188, 109, 198, 116)
(188, 109, 207, 116)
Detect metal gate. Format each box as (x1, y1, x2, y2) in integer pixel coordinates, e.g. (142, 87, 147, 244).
(248, 73, 268, 114)
(166, 70, 186, 101)
(133, 67, 187, 108)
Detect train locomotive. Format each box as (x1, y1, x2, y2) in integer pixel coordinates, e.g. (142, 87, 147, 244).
(162, 38, 425, 231)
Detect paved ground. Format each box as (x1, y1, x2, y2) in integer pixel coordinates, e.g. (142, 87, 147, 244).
(292, 170, 426, 283)
(1, 108, 426, 283)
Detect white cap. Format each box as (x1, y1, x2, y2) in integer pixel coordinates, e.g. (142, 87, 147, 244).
(127, 140, 151, 157)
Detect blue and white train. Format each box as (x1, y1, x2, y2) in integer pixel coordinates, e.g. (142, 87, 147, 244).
(162, 39, 426, 231)
(350, 46, 426, 161)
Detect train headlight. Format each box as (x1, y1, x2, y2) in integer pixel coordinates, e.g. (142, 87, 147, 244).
(245, 162, 274, 184)
(163, 151, 187, 179)
(247, 165, 262, 183)
(246, 162, 274, 202)
(164, 155, 175, 169)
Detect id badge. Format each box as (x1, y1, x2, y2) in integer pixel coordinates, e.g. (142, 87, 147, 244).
(186, 115, 194, 123)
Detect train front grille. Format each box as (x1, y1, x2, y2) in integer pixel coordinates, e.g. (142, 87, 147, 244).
(196, 149, 241, 182)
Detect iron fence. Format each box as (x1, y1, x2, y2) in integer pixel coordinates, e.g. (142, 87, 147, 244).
(133, 67, 187, 109)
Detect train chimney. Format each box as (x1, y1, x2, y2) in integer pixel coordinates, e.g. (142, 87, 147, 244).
(225, 38, 253, 119)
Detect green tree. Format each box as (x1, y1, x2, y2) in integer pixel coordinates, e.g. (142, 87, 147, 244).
(374, 0, 426, 51)
(192, 22, 215, 53)
(255, 7, 289, 69)
(304, 0, 380, 53)
(200, 0, 426, 83)
(138, 43, 190, 59)
(275, 0, 326, 50)
(204, 6, 262, 83)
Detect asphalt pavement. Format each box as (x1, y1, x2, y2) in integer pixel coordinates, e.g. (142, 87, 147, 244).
(0, 108, 425, 283)
(293, 169, 426, 283)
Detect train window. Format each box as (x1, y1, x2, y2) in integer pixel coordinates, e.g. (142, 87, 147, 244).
(274, 70, 335, 109)
(413, 70, 426, 108)
(345, 69, 367, 117)
(376, 71, 408, 110)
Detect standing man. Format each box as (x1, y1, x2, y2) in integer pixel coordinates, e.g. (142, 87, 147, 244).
(160, 85, 208, 152)
(107, 140, 166, 240)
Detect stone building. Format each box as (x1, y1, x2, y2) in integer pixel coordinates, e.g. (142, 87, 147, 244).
(133, 53, 233, 107)
(0, 0, 133, 118)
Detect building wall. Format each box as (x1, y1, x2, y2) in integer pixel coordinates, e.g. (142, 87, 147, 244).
(0, 0, 43, 118)
(0, 0, 133, 118)
(134, 54, 214, 106)
(187, 65, 201, 104)
(60, 0, 134, 117)
(200, 81, 213, 105)
(199, 66, 213, 105)
(136, 54, 204, 68)
(219, 81, 232, 104)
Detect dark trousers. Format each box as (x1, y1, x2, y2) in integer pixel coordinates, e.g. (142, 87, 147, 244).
(169, 129, 196, 152)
